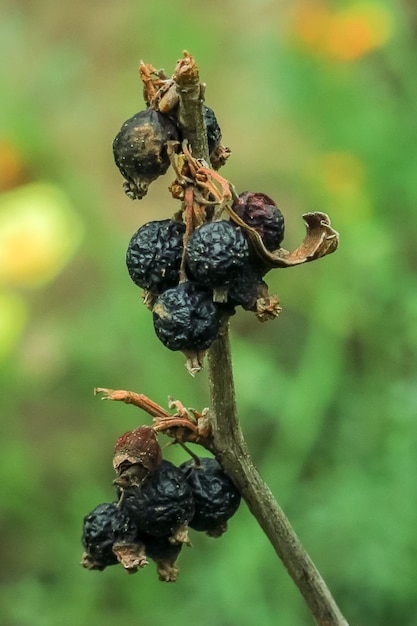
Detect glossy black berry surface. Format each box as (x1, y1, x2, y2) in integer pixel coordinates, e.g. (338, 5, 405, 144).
(179, 457, 241, 534)
(152, 282, 221, 351)
(186, 220, 249, 288)
(119, 460, 195, 537)
(81, 502, 138, 570)
(232, 192, 285, 251)
(126, 219, 185, 294)
(113, 109, 179, 199)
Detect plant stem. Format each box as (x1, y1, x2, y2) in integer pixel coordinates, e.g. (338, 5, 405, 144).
(173, 51, 349, 626)
(207, 331, 349, 626)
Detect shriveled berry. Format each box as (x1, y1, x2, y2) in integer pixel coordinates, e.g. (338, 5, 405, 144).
(232, 192, 285, 251)
(227, 260, 265, 311)
(204, 105, 222, 156)
(126, 220, 185, 294)
(81, 502, 138, 570)
(152, 282, 221, 351)
(142, 533, 183, 582)
(119, 460, 195, 541)
(113, 109, 179, 199)
(179, 457, 241, 537)
(186, 220, 249, 288)
(113, 426, 162, 488)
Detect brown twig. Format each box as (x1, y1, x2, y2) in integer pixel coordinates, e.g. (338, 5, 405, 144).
(172, 51, 349, 626)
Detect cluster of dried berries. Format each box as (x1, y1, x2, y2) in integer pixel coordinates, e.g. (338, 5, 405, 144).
(125, 198, 285, 361)
(81, 426, 241, 581)
(111, 62, 291, 369)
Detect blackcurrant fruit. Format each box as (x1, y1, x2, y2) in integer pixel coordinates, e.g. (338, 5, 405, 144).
(126, 219, 185, 294)
(81, 502, 138, 570)
(113, 109, 179, 199)
(141, 532, 183, 582)
(232, 192, 285, 251)
(179, 457, 241, 536)
(119, 460, 195, 541)
(226, 260, 265, 311)
(186, 220, 249, 288)
(152, 282, 221, 352)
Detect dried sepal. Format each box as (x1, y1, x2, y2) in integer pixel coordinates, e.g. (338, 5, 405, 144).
(227, 207, 339, 273)
(255, 293, 282, 323)
(112, 540, 148, 573)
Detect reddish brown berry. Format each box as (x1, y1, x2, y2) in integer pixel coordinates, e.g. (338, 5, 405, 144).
(113, 426, 162, 488)
(232, 192, 285, 251)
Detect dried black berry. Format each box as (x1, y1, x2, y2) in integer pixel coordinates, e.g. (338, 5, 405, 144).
(179, 457, 241, 537)
(186, 220, 249, 288)
(113, 109, 179, 199)
(141, 533, 183, 582)
(126, 220, 185, 294)
(204, 105, 222, 156)
(81, 502, 138, 570)
(227, 260, 265, 311)
(152, 282, 221, 351)
(232, 192, 285, 251)
(119, 460, 195, 542)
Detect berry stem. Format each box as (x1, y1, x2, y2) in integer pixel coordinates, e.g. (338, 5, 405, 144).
(207, 331, 349, 626)
(173, 52, 348, 626)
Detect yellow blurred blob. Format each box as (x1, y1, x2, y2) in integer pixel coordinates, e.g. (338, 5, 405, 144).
(0, 182, 83, 288)
(292, 2, 393, 61)
(0, 290, 27, 359)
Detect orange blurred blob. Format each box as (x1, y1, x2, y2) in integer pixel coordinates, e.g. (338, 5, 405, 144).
(0, 141, 29, 191)
(291, 1, 393, 61)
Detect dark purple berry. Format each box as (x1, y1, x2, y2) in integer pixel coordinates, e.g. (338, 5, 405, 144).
(186, 220, 249, 288)
(113, 109, 179, 199)
(126, 220, 185, 294)
(179, 457, 241, 536)
(152, 282, 221, 351)
(119, 460, 195, 541)
(232, 192, 285, 251)
(81, 502, 138, 570)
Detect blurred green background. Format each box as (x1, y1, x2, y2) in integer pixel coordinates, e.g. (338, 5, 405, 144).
(1, 1, 416, 624)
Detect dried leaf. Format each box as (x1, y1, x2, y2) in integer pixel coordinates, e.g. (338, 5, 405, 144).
(227, 207, 339, 273)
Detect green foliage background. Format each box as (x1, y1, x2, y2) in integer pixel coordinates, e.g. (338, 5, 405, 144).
(1, 1, 416, 624)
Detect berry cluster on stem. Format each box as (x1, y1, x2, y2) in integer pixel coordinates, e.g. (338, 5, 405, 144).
(87, 51, 348, 625)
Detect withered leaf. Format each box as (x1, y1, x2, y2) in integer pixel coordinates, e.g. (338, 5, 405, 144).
(226, 207, 339, 273)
